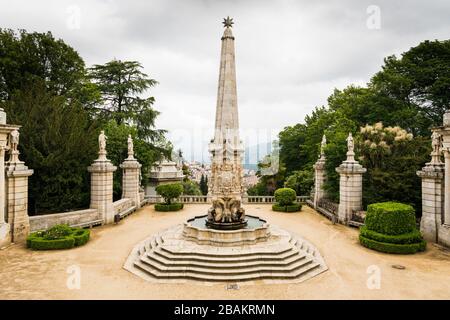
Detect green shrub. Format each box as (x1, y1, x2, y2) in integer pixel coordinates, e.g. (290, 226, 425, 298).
(359, 234, 426, 254)
(155, 202, 184, 212)
(72, 229, 90, 246)
(27, 224, 90, 250)
(274, 188, 297, 206)
(286, 203, 302, 212)
(28, 236, 75, 250)
(360, 226, 422, 244)
(272, 202, 301, 212)
(156, 183, 184, 204)
(42, 224, 73, 240)
(365, 202, 416, 235)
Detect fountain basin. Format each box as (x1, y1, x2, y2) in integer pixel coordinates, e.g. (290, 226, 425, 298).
(183, 215, 270, 246)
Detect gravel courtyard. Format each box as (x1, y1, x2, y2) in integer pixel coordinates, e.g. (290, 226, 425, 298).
(1, 204, 450, 300)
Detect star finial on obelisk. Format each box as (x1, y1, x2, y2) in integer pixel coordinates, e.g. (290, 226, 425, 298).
(223, 16, 234, 28)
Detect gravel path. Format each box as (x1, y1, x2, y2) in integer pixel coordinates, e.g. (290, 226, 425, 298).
(1, 204, 450, 299)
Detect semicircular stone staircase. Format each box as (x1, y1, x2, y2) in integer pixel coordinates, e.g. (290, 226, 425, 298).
(124, 224, 328, 284)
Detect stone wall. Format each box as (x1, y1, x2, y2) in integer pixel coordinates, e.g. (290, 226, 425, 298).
(113, 198, 134, 215)
(29, 209, 100, 232)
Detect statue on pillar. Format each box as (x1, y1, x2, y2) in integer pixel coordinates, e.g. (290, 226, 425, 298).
(8, 129, 20, 162)
(320, 134, 326, 158)
(347, 133, 354, 153)
(345, 132, 356, 162)
(430, 131, 443, 164)
(127, 134, 134, 159)
(98, 130, 107, 159)
(432, 131, 441, 153)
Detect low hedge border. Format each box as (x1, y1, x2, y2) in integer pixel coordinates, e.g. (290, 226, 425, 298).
(155, 202, 184, 212)
(360, 226, 423, 244)
(27, 227, 90, 250)
(272, 202, 302, 212)
(359, 234, 426, 254)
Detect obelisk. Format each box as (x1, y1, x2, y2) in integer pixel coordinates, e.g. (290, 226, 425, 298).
(207, 17, 246, 229)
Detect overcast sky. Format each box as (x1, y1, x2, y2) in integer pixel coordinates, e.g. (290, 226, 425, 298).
(1, 0, 449, 162)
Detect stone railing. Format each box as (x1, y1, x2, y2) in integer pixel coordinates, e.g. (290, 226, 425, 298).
(145, 195, 309, 204)
(313, 198, 339, 222)
(349, 210, 366, 227)
(145, 195, 210, 204)
(29, 208, 101, 232)
(148, 172, 184, 179)
(113, 198, 136, 218)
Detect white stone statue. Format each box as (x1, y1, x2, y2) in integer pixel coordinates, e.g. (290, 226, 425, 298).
(432, 131, 441, 154)
(320, 134, 326, 157)
(127, 134, 134, 158)
(99, 130, 107, 155)
(10, 129, 19, 152)
(346, 133, 354, 154)
(8, 129, 20, 162)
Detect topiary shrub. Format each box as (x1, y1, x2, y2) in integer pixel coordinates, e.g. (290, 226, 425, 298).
(154, 203, 184, 212)
(274, 188, 297, 206)
(359, 201, 425, 254)
(156, 183, 184, 204)
(359, 235, 426, 254)
(365, 202, 416, 235)
(27, 224, 90, 250)
(272, 203, 302, 212)
(272, 188, 301, 212)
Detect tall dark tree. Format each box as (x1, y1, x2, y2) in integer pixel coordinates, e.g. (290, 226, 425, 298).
(199, 174, 208, 195)
(3, 81, 98, 214)
(0, 29, 92, 102)
(88, 59, 164, 141)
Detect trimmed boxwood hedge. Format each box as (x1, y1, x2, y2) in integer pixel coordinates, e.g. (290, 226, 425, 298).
(272, 202, 302, 212)
(359, 234, 426, 254)
(365, 202, 416, 235)
(359, 201, 426, 254)
(155, 202, 184, 212)
(274, 188, 297, 206)
(27, 225, 90, 250)
(360, 226, 423, 245)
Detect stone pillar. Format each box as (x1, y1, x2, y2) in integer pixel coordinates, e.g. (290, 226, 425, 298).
(336, 133, 366, 224)
(444, 150, 450, 225)
(0, 146, 9, 247)
(120, 138, 142, 208)
(417, 163, 444, 242)
(313, 135, 327, 208)
(5, 158, 33, 243)
(88, 131, 117, 225)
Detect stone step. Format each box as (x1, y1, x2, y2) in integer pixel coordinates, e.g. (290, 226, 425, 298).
(133, 259, 321, 282)
(158, 245, 294, 258)
(138, 253, 314, 276)
(151, 246, 300, 263)
(147, 250, 307, 269)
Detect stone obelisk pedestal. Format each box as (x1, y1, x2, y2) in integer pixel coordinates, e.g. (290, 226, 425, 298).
(120, 156, 142, 209)
(88, 150, 117, 225)
(336, 137, 366, 224)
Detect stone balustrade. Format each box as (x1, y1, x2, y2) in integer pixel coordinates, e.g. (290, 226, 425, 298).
(145, 195, 310, 204)
(29, 209, 101, 232)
